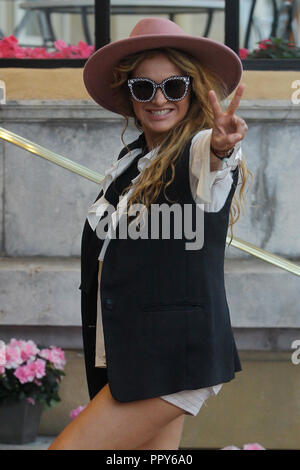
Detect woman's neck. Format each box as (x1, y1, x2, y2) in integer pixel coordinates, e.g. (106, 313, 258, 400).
(143, 130, 166, 152)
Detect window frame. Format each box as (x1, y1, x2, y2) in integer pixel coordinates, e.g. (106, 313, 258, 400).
(0, 0, 299, 70)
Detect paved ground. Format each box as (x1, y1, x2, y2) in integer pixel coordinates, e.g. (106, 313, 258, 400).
(0, 436, 54, 450)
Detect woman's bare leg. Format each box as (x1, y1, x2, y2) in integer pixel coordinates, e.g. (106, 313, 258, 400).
(48, 383, 185, 450)
(134, 414, 186, 450)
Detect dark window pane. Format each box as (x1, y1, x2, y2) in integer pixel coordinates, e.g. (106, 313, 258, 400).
(109, 1, 225, 44)
(240, 0, 300, 59)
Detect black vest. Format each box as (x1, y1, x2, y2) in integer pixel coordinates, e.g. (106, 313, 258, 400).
(79, 132, 242, 402)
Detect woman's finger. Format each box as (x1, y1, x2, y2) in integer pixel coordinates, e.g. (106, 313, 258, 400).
(212, 118, 247, 149)
(208, 90, 223, 119)
(235, 117, 248, 137)
(226, 83, 246, 116)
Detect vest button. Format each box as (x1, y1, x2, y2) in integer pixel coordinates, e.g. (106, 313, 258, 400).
(103, 298, 114, 310)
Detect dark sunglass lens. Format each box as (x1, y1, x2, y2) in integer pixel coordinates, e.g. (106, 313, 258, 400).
(165, 79, 186, 99)
(132, 81, 153, 100)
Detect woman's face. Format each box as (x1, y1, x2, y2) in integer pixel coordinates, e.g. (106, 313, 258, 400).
(130, 53, 191, 148)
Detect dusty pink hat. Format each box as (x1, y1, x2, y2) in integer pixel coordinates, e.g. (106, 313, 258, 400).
(83, 17, 242, 116)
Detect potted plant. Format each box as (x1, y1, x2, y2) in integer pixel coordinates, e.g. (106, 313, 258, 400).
(0, 338, 66, 444)
(240, 37, 300, 71)
(245, 37, 300, 59)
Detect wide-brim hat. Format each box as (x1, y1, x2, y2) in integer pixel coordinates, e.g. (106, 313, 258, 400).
(83, 17, 242, 116)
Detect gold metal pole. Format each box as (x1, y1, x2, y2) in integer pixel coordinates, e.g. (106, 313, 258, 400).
(0, 126, 299, 277)
(226, 236, 300, 276)
(0, 127, 104, 184)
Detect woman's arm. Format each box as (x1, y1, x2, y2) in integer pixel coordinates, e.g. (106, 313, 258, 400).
(189, 129, 242, 212)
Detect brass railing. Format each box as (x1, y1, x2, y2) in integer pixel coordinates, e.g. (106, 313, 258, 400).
(0, 126, 299, 277)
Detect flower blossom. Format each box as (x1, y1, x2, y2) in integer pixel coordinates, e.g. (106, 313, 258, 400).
(239, 48, 249, 59)
(9, 338, 39, 362)
(0, 36, 94, 59)
(39, 346, 66, 370)
(70, 405, 86, 420)
(5, 344, 23, 369)
(27, 397, 36, 405)
(258, 38, 272, 50)
(221, 442, 265, 450)
(0, 340, 5, 366)
(14, 358, 46, 384)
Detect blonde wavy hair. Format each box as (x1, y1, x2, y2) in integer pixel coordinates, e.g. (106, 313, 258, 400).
(110, 47, 253, 244)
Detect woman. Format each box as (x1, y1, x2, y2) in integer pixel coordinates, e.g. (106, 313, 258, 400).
(49, 17, 250, 451)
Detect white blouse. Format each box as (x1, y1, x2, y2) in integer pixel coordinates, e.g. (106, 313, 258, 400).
(87, 128, 242, 369)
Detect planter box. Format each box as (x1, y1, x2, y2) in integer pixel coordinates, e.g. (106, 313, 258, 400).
(243, 58, 300, 70)
(0, 400, 43, 444)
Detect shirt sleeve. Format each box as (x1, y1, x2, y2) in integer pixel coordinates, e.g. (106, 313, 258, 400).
(189, 128, 242, 213)
(87, 194, 111, 231)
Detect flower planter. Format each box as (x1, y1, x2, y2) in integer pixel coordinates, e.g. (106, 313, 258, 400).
(0, 338, 66, 444)
(243, 58, 300, 70)
(0, 400, 43, 444)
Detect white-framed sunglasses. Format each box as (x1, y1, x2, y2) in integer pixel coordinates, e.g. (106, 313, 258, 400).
(127, 76, 191, 102)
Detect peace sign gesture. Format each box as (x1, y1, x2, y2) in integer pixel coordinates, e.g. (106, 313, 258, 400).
(209, 83, 248, 156)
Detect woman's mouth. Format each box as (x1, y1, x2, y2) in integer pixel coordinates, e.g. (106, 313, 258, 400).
(146, 109, 173, 119)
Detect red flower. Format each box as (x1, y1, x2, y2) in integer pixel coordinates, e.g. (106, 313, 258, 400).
(0, 36, 94, 59)
(258, 38, 272, 50)
(239, 48, 249, 59)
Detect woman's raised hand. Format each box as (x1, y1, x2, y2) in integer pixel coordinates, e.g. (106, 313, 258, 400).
(208, 83, 248, 155)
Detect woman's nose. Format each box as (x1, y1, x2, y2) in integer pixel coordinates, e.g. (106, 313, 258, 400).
(151, 87, 168, 105)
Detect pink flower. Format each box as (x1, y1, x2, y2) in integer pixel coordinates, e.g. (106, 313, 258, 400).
(221, 442, 265, 450)
(29, 47, 49, 59)
(54, 39, 68, 51)
(31, 358, 46, 379)
(243, 443, 265, 450)
(26, 397, 36, 405)
(77, 41, 94, 58)
(14, 358, 46, 384)
(5, 35, 18, 44)
(239, 48, 249, 60)
(0, 340, 6, 367)
(14, 363, 35, 384)
(40, 346, 66, 370)
(0, 35, 24, 58)
(10, 339, 39, 362)
(258, 38, 272, 50)
(0, 36, 94, 58)
(0, 365, 5, 375)
(5, 344, 23, 369)
(70, 405, 86, 420)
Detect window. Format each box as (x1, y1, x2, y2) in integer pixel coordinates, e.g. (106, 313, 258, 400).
(240, 0, 300, 69)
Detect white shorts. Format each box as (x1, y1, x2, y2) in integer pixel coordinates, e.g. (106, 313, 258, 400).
(160, 383, 223, 416)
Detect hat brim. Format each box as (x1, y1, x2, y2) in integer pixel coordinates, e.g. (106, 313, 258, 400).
(83, 34, 243, 115)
